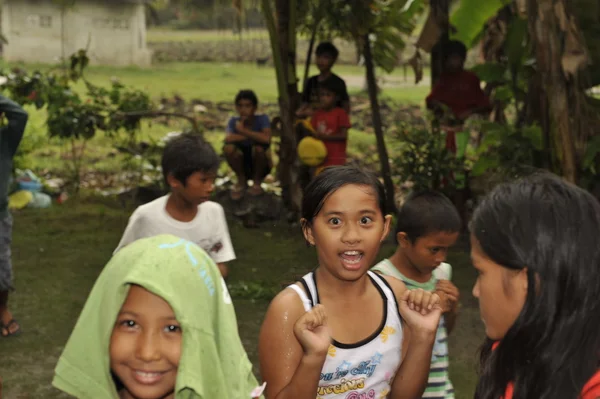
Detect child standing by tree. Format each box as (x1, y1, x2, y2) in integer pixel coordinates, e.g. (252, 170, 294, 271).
(310, 82, 351, 170)
(426, 40, 491, 153)
(470, 173, 600, 399)
(0, 95, 28, 338)
(297, 42, 350, 118)
(54, 235, 264, 399)
(259, 166, 442, 399)
(372, 191, 462, 399)
(115, 133, 235, 279)
(224, 90, 272, 199)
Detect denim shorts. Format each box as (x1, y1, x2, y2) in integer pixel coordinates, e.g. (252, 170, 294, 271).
(0, 214, 13, 291)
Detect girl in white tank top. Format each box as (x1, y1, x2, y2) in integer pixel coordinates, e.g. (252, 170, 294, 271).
(288, 271, 403, 398)
(258, 167, 442, 399)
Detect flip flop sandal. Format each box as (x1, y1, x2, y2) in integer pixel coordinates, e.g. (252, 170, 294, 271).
(1, 319, 21, 337)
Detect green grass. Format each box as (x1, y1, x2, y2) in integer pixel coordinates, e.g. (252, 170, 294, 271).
(9, 60, 429, 180)
(0, 61, 428, 104)
(0, 200, 482, 398)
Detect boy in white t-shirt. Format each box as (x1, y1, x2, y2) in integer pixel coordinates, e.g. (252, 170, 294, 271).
(372, 191, 462, 399)
(115, 133, 235, 278)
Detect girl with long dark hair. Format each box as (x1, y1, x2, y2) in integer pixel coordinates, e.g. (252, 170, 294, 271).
(470, 173, 600, 399)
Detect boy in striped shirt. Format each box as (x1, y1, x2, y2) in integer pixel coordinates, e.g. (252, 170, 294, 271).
(373, 191, 461, 399)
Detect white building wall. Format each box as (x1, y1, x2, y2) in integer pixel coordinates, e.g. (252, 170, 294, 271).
(2, 0, 152, 66)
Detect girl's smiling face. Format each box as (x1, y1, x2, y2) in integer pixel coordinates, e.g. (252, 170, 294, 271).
(303, 184, 391, 281)
(110, 285, 182, 399)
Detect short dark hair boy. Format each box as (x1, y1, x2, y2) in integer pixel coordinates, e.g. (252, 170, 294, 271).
(116, 132, 236, 279)
(297, 41, 350, 118)
(372, 190, 461, 396)
(224, 89, 272, 199)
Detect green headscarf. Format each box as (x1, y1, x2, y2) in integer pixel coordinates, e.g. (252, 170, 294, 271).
(53, 234, 261, 399)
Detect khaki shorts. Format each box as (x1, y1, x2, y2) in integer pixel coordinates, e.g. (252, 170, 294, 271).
(0, 214, 13, 292)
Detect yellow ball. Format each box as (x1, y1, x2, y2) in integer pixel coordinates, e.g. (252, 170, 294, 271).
(297, 136, 327, 166)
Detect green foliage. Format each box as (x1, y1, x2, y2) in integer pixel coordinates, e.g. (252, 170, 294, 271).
(450, 0, 511, 47)
(392, 123, 464, 191)
(309, 0, 425, 73)
(471, 122, 543, 177)
(227, 280, 279, 301)
(2, 54, 152, 140)
(0, 50, 153, 190)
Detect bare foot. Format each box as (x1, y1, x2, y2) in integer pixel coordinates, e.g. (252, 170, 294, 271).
(1, 309, 20, 337)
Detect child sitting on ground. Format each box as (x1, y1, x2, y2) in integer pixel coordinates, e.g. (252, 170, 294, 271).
(372, 190, 462, 399)
(309, 81, 351, 171)
(53, 235, 264, 399)
(223, 90, 273, 200)
(115, 133, 235, 279)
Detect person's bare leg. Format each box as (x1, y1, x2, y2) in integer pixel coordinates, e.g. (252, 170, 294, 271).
(250, 146, 268, 195)
(0, 291, 18, 336)
(0, 215, 18, 336)
(217, 263, 229, 280)
(223, 144, 247, 198)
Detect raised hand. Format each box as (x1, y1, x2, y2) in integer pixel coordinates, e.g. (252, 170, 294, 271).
(436, 280, 460, 313)
(293, 304, 332, 358)
(399, 289, 442, 337)
(235, 119, 246, 134)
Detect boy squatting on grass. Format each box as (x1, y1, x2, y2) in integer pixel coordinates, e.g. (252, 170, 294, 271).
(223, 89, 273, 200)
(114, 133, 235, 279)
(0, 94, 28, 338)
(373, 191, 462, 399)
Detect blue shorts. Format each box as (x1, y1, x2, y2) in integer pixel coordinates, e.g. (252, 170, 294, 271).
(0, 214, 13, 292)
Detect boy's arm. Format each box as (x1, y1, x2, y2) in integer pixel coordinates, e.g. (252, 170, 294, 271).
(314, 110, 350, 142)
(383, 276, 438, 399)
(236, 116, 271, 145)
(0, 95, 29, 156)
(224, 117, 247, 143)
(435, 265, 460, 335)
(339, 79, 351, 114)
(296, 78, 316, 118)
(209, 204, 236, 264)
(316, 127, 348, 142)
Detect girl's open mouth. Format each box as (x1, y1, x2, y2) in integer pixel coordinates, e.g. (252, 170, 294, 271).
(340, 250, 364, 270)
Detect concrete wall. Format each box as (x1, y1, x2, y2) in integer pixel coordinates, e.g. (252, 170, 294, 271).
(2, 0, 152, 66)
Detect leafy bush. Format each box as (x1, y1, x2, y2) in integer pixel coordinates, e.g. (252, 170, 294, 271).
(392, 123, 465, 192)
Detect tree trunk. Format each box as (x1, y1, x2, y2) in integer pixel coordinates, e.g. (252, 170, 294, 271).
(528, 0, 579, 183)
(303, 26, 318, 90)
(363, 34, 397, 214)
(430, 0, 450, 86)
(274, 0, 302, 216)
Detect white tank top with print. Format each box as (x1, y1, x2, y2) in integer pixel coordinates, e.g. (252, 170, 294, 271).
(288, 271, 404, 399)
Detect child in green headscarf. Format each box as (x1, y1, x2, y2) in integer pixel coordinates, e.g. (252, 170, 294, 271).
(53, 234, 264, 399)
